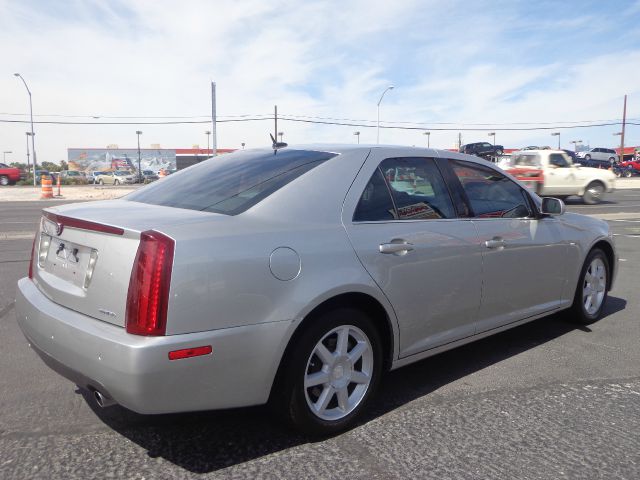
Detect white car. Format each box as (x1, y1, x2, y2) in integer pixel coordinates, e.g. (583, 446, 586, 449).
(508, 150, 615, 204)
(576, 148, 619, 166)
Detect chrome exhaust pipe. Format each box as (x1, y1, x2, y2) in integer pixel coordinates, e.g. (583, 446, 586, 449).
(93, 389, 116, 408)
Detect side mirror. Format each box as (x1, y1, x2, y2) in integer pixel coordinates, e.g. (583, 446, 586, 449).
(541, 197, 565, 216)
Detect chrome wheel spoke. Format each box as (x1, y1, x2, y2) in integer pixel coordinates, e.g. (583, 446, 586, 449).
(351, 371, 370, 384)
(336, 326, 350, 356)
(348, 342, 367, 363)
(314, 343, 335, 365)
(336, 386, 349, 412)
(305, 370, 330, 388)
(314, 386, 335, 415)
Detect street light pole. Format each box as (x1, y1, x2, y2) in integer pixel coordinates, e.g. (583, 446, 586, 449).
(136, 130, 142, 183)
(354, 131, 360, 144)
(278, 132, 284, 143)
(2, 151, 11, 163)
(205, 130, 211, 156)
(25, 133, 31, 173)
(14, 73, 37, 186)
(376, 85, 394, 144)
(423, 131, 430, 148)
(570, 140, 582, 152)
(551, 132, 560, 149)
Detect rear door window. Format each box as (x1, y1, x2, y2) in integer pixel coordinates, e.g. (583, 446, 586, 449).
(353, 157, 455, 221)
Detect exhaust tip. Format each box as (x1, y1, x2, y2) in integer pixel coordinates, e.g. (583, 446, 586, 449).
(93, 389, 116, 408)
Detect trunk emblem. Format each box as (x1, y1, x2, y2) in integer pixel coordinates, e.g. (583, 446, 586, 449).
(98, 309, 117, 318)
(42, 217, 63, 236)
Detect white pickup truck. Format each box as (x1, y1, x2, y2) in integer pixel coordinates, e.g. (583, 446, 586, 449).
(506, 149, 616, 204)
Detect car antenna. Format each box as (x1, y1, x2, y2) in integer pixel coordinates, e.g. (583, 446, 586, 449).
(270, 133, 287, 153)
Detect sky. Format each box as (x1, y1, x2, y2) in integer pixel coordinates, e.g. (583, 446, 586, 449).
(1, 0, 640, 164)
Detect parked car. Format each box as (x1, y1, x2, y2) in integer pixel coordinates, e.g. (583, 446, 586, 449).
(34, 170, 55, 184)
(141, 170, 159, 182)
(94, 170, 136, 185)
(16, 146, 617, 435)
(459, 142, 504, 157)
(562, 149, 578, 163)
(60, 170, 85, 179)
(576, 148, 618, 167)
(0, 163, 24, 186)
(509, 149, 616, 204)
(89, 171, 108, 184)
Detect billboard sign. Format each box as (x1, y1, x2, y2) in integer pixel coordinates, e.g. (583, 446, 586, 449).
(67, 148, 176, 173)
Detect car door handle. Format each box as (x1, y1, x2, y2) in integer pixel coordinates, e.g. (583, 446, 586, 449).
(484, 237, 506, 249)
(379, 241, 414, 255)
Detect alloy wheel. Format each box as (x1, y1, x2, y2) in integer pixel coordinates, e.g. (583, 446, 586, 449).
(304, 325, 373, 421)
(583, 257, 606, 315)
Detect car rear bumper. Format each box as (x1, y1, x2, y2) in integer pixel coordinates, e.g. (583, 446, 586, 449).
(16, 277, 290, 414)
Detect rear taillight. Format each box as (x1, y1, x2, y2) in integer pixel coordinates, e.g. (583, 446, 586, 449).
(28, 235, 37, 279)
(126, 230, 174, 336)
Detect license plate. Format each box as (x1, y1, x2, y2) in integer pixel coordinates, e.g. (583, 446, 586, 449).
(44, 236, 93, 288)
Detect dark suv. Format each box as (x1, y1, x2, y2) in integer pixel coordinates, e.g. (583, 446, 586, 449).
(459, 142, 504, 158)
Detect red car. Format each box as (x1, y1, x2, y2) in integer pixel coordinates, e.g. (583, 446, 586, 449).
(0, 163, 25, 186)
(620, 159, 640, 171)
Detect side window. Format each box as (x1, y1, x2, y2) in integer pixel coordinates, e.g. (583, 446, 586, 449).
(451, 160, 532, 219)
(549, 153, 569, 168)
(353, 157, 456, 221)
(353, 168, 396, 221)
(380, 157, 455, 220)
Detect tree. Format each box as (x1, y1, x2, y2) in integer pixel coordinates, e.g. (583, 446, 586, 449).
(60, 160, 68, 170)
(9, 162, 27, 170)
(41, 161, 61, 172)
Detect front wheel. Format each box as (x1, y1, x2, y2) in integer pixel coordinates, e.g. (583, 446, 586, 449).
(275, 308, 383, 435)
(98, 179, 104, 185)
(0, 176, 9, 186)
(584, 154, 591, 161)
(569, 249, 609, 324)
(495, 148, 503, 156)
(624, 170, 633, 178)
(582, 181, 605, 204)
(114, 179, 120, 186)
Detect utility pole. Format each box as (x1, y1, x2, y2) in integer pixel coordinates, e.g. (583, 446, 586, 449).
(620, 94, 627, 162)
(25, 132, 31, 173)
(211, 82, 217, 157)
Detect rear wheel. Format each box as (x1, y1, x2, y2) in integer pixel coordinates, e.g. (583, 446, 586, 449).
(274, 308, 382, 435)
(582, 181, 605, 204)
(495, 148, 504, 156)
(114, 179, 120, 186)
(584, 154, 591, 161)
(0, 176, 9, 186)
(624, 170, 633, 178)
(569, 248, 609, 324)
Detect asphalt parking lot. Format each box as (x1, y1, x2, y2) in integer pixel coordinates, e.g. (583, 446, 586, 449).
(1, 192, 639, 479)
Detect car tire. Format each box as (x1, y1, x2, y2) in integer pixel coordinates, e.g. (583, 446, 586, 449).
(114, 179, 120, 186)
(274, 307, 383, 436)
(584, 154, 591, 161)
(569, 248, 609, 324)
(98, 179, 104, 185)
(495, 148, 504, 156)
(582, 181, 605, 204)
(624, 170, 633, 178)
(0, 176, 9, 186)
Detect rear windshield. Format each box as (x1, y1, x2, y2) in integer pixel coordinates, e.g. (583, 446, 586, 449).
(125, 149, 337, 215)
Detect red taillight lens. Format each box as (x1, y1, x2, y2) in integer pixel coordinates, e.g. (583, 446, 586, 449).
(28, 235, 37, 279)
(168, 346, 212, 361)
(126, 230, 175, 336)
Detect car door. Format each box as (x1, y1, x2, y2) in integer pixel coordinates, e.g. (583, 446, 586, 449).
(342, 150, 482, 358)
(542, 152, 578, 194)
(444, 158, 568, 332)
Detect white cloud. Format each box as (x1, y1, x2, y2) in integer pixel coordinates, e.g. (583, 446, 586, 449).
(0, 0, 639, 165)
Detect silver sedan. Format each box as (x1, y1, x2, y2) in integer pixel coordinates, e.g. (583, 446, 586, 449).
(16, 145, 617, 435)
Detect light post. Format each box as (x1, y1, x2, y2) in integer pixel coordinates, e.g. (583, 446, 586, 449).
(205, 130, 211, 156)
(2, 151, 11, 163)
(25, 133, 31, 174)
(278, 132, 284, 143)
(551, 132, 560, 149)
(488, 132, 496, 146)
(241, 142, 245, 149)
(570, 140, 582, 152)
(354, 131, 360, 144)
(376, 85, 394, 144)
(424, 131, 431, 148)
(135, 130, 142, 183)
(14, 73, 37, 186)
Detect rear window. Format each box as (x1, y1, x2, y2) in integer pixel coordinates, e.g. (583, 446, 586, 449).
(126, 149, 337, 215)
